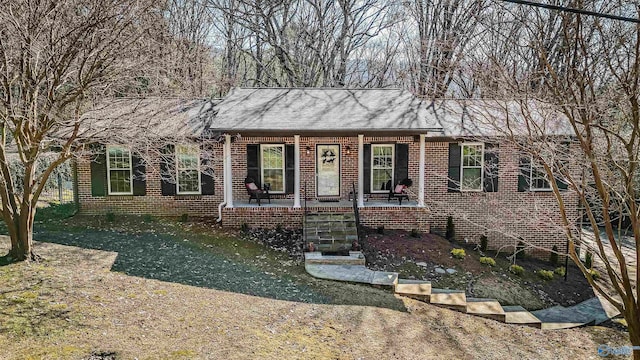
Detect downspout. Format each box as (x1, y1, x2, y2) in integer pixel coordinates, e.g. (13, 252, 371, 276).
(217, 135, 228, 222)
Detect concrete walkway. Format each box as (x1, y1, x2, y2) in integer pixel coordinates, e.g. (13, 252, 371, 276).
(304, 252, 621, 330)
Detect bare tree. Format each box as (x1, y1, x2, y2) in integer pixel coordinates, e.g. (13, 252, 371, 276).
(460, 2, 640, 354)
(401, 0, 489, 98)
(0, 0, 159, 261)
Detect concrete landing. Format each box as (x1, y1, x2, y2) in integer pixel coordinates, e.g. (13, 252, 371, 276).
(304, 264, 397, 287)
(532, 295, 620, 329)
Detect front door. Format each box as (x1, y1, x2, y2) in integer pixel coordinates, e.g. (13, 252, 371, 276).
(316, 144, 340, 197)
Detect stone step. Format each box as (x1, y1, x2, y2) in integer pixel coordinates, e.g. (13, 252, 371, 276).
(532, 305, 596, 330)
(371, 271, 399, 287)
(304, 251, 365, 266)
(429, 289, 467, 311)
(465, 298, 506, 322)
(502, 306, 542, 328)
(395, 279, 432, 301)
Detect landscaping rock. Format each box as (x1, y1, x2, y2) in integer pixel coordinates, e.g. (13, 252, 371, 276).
(435, 267, 446, 274)
(446, 268, 457, 274)
(416, 261, 428, 267)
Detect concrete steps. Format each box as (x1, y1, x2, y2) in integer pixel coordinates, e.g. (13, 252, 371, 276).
(465, 298, 506, 322)
(502, 306, 542, 328)
(303, 253, 619, 330)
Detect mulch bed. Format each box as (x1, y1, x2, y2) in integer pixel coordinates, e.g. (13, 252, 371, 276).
(360, 227, 595, 308)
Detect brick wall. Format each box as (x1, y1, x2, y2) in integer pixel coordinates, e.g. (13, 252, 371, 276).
(76, 136, 577, 259)
(424, 141, 580, 258)
(221, 206, 429, 232)
(76, 144, 225, 216)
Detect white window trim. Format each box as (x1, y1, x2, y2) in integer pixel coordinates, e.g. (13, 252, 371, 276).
(176, 144, 202, 195)
(529, 156, 553, 192)
(460, 142, 484, 192)
(106, 145, 133, 195)
(261, 144, 285, 194)
(371, 144, 395, 194)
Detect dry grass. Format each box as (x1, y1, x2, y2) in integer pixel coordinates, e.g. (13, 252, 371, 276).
(0, 235, 631, 360)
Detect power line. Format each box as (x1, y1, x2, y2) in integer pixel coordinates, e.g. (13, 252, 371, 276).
(500, 0, 640, 23)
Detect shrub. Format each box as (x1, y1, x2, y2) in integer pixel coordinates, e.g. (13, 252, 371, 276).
(554, 267, 566, 277)
(480, 235, 488, 252)
(376, 225, 385, 234)
(275, 224, 283, 232)
(585, 252, 593, 269)
(509, 264, 525, 275)
(142, 214, 154, 222)
(180, 213, 189, 223)
(515, 241, 526, 259)
(479, 257, 496, 267)
(445, 216, 455, 240)
(106, 212, 115, 222)
(550, 245, 559, 266)
(537, 270, 554, 281)
(410, 228, 421, 238)
(240, 223, 249, 233)
(451, 248, 465, 259)
(588, 269, 600, 280)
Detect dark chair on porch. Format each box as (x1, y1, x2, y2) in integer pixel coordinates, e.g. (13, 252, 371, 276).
(388, 178, 412, 205)
(245, 177, 270, 206)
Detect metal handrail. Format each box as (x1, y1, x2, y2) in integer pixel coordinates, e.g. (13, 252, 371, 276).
(352, 182, 361, 246)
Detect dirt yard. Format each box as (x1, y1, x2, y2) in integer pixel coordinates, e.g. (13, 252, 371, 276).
(0, 213, 631, 359)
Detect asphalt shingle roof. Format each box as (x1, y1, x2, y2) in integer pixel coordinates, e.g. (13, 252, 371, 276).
(209, 88, 444, 132)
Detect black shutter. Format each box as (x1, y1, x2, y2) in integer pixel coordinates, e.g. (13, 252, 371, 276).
(363, 144, 371, 194)
(285, 144, 295, 194)
(518, 156, 531, 192)
(246, 144, 261, 188)
(448, 143, 461, 193)
(90, 144, 107, 197)
(483, 144, 499, 192)
(132, 153, 146, 196)
(160, 145, 176, 196)
(394, 143, 409, 186)
(556, 142, 569, 191)
(201, 145, 215, 195)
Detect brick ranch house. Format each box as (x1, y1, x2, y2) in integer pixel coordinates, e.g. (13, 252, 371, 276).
(76, 88, 579, 256)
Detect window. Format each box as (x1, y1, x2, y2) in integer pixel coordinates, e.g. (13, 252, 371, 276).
(461, 143, 483, 191)
(261, 144, 285, 193)
(176, 145, 201, 194)
(372, 144, 394, 193)
(530, 158, 552, 191)
(107, 145, 133, 195)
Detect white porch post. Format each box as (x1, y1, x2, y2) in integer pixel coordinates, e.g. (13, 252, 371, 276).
(418, 134, 426, 207)
(225, 134, 234, 208)
(293, 135, 301, 208)
(357, 134, 365, 208)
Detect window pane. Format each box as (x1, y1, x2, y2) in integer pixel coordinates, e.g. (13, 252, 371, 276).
(263, 169, 283, 192)
(178, 169, 200, 193)
(462, 168, 482, 190)
(373, 169, 392, 191)
(109, 170, 131, 193)
(108, 146, 131, 170)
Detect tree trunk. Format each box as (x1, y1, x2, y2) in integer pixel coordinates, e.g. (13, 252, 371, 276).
(7, 208, 37, 261)
(628, 306, 640, 360)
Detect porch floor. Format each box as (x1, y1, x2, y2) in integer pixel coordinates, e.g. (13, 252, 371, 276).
(233, 198, 419, 208)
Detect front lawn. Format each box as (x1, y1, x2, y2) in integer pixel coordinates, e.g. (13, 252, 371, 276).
(0, 205, 631, 359)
